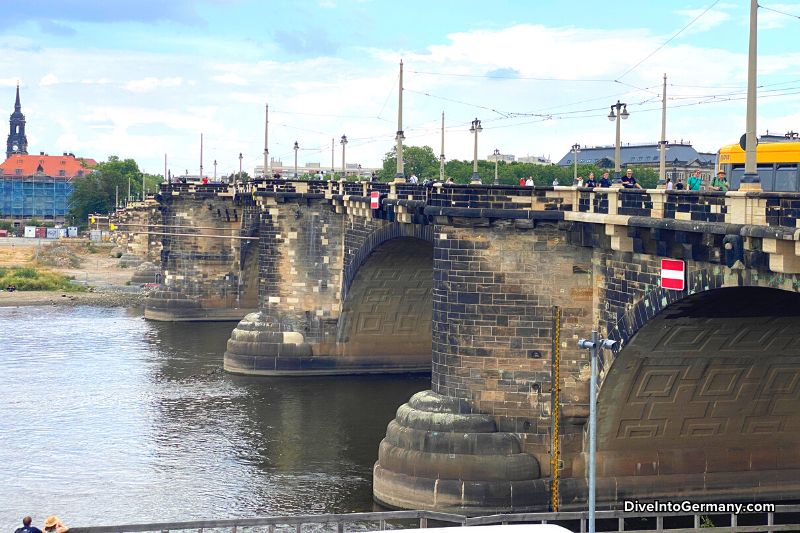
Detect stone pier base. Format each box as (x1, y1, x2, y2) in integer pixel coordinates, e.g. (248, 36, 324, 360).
(373, 391, 546, 513)
(144, 288, 255, 322)
(223, 312, 431, 376)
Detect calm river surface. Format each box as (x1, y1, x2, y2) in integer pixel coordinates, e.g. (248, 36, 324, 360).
(0, 306, 428, 529)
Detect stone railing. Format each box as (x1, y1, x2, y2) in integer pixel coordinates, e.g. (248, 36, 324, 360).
(159, 180, 800, 231)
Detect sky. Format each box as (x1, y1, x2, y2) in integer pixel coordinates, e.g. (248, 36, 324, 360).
(1, 0, 800, 177)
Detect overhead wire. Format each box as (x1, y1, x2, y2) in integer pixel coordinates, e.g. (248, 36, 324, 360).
(616, 0, 721, 81)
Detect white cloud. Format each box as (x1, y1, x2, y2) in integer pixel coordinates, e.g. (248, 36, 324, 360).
(81, 79, 93, 84)
(39, 73, 60, 86)
(97, 78, 110, 84)
(0, 78, 20, 87)
(213, 73, 248, 85)
(123, 77, 182, 93)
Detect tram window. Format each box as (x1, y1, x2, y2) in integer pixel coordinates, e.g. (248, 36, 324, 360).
(758, 163, 775, 191)
(730, 164, 745, 190)
(775, 164, 798, 192)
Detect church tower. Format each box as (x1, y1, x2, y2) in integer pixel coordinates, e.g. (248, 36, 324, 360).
(7, 82, 28, 160)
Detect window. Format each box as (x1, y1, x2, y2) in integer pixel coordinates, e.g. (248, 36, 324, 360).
(15, 168, 21, 175)
(61, 160, 66, 165)
(17, 159, 22, 163)
(775, 164, 797, 192)
(638, 157, 643, 161)
(566, 159, 571, 164)
(59, 170, 66, 176)
(77, 170, 84, 177)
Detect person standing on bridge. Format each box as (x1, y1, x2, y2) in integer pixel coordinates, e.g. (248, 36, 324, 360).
(709, 169, 728, 192)
(526, 176, 534, 186)
(409, 173, 418, 184)
(43, 517, 67, 533)
(14, 517, 42, 533)
(598, 171, 611, 187)
(585, 172, 597, 188)
(621, 169, 642, 189)
(688, 169, 702, 190)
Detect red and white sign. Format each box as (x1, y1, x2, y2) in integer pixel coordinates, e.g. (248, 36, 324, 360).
(661, 259, 685, 290)
(370, 191, 381, 209)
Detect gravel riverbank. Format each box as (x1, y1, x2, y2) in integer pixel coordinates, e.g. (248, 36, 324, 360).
(0, 289, 148, 308)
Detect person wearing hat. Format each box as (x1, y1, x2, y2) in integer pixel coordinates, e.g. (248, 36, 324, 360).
(43, 516, 68, 533)
(709, 169, 729, 192)
(621, 169, 642, 189)
(14, 517, 42, 533)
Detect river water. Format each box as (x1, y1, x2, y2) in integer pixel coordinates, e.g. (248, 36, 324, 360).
(0, 306, 428, 529)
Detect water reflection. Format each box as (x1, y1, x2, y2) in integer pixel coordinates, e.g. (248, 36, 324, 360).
(0, 307, 427, 528)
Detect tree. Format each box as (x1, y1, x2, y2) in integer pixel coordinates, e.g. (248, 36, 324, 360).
(68, 173, 111, 224)
(67, 155, 164, 224)
(379, 145, 439, 181)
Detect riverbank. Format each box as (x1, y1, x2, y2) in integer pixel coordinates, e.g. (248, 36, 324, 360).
(0, 289, 147, 308)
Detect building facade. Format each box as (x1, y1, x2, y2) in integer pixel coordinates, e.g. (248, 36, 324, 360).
(1, 87, 95, 224)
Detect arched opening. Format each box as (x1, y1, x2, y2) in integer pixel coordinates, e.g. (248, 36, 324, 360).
(335, 237, 433, 364)
(575, 287, 800, 502)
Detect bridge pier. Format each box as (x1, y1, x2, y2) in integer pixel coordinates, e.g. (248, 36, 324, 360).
(142, 184, 259, 321)
(223, 191, 434, 375)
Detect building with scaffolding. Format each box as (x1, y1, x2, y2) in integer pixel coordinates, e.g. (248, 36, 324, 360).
(1, 84, 96, 225)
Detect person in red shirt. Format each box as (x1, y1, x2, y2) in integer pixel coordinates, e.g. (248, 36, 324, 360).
(202, 177, 208, 184)
(519, 177, 525, 186)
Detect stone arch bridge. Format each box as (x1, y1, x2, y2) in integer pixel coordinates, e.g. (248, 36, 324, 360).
(121, 179, 800, 513)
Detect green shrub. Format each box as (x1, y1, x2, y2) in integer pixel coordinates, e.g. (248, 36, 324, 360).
(119, 261, 128, 268)
(0, 267, 85, 292)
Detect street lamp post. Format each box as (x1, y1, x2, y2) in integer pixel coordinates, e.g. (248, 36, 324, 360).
(608, 101, 629, 186)
(470, 118, 483, 183)
(493, 149, 500, 185)
(238, 152, 243, 185)
(741, 0, 760, 190)
(395, 60, 405, 182)
(578, 332, 618, 533)
(658, 74, 668, 189)
(340, 135, 348, 179)
(572, 143, 581, 186)
(214, 160, 217, 182)
(293, 141, 299, 179)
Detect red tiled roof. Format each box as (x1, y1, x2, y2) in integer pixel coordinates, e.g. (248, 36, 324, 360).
(0, 154, 95, 178)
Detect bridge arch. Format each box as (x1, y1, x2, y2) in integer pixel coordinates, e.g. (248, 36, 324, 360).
(342, 222, 434, 301)
(572, 284, 800, 503)
(333, 233, 433, 369)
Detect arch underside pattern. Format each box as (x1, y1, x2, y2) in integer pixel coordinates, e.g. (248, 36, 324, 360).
(336, 237, 433, 361)
(571, 287, 800, 505)
(343, 222, 433, 301)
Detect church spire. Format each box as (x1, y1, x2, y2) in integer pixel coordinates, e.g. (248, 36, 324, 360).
(14, 80, 20, 112)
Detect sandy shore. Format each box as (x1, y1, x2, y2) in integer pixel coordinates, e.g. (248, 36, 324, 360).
(0, 289, 148, 308)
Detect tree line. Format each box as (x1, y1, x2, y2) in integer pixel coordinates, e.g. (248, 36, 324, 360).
(375, 145, 659, 188)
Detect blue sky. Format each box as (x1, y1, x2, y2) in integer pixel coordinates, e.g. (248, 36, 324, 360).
(2, 0, 800, 176)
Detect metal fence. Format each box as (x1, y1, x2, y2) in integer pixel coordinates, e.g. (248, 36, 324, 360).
(70, 506, 800, 533)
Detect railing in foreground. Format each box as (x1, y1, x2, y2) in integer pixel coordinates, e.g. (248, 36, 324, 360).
(69, 506, 800, 533)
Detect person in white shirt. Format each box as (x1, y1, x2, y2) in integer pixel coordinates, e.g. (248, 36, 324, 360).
(525, 177, 534, 186)
(666, 178, 673, 190)
(577, 177, 584, 187)
(552, 178, 559, 186)
(409, 174, 418, 184)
